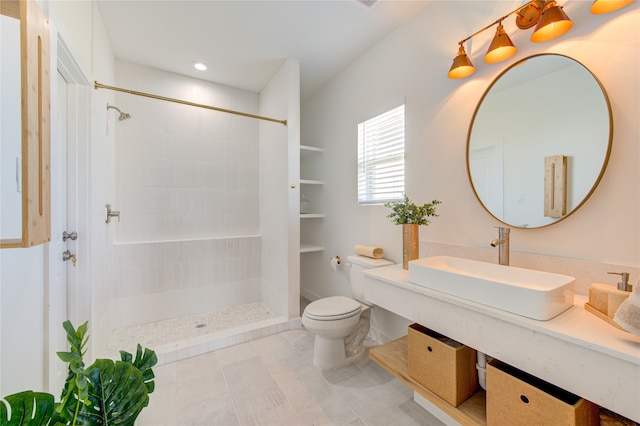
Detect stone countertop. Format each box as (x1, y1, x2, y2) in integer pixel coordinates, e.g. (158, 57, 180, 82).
(364, 264, 640, 364)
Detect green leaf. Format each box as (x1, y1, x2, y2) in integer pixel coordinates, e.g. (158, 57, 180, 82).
(56, 352, 80, 363)
(0, 391, 55, 425)
(1, 321, 156, 426)
(120, 345, 157, 394)
(384, 194, 441, 225)
(56, 321, 90, 419)
(73, 359, 150, 426)
(62, 321, 88, 357)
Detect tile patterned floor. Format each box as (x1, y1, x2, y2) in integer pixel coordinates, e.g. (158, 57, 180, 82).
(138, 328, 446, 426)
(108, 302, 277, 351)
(105, 302, 291, 366)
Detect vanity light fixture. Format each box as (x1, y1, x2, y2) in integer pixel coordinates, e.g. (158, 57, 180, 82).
(448, 44, 475, 79)
(193, 61, 207, 71)
(448, 0, 573, 79)
(484, 21, 517, 64)
(530, 1, 573, 42)
(590, 0, 634, 14)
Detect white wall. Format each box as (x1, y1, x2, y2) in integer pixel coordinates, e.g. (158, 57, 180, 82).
(301, 2, 640, 342)
(259, 59, 301, 319)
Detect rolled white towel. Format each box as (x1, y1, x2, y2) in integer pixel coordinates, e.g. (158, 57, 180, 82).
(354, 245, 384, 259)
(613, 278, 640, 336)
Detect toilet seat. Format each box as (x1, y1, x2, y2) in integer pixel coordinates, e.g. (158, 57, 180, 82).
(304, 296, 361, 321)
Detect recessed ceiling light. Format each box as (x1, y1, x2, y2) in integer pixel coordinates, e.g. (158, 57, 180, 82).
(193, 62, 207, 71)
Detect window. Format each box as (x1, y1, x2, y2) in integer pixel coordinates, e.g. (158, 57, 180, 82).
(357, 104, 405, 205)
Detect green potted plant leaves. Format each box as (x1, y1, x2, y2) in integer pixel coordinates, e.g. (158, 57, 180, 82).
(0, 320, 157, 426)
(383, 194, 441, 226)
(384, 194, 441, 269)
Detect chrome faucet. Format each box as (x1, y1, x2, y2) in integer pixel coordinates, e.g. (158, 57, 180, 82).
(490, 227, 510, 266)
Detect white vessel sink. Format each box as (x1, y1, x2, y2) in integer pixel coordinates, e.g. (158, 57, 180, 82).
(408, 256, 575, 320)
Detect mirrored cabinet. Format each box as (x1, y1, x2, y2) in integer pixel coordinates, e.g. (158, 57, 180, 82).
(1, 0, 51, 248)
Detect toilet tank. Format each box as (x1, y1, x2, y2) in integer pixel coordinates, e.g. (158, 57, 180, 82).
(348, 255, 393, 301)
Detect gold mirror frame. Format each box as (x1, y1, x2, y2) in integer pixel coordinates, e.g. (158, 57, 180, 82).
(1, 0, 51, 248)
(466, 54, 613, 229)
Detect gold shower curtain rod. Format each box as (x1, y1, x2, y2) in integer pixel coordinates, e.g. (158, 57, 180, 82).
(94, 81, 287, 126)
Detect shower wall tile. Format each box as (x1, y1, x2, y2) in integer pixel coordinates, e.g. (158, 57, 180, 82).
(112, 236, 262, 328)
(115, 61, 260, 243)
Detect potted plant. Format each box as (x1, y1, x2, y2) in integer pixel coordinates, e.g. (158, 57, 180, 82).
(0, 320, 157, 426)
(384, 194, 441, 269)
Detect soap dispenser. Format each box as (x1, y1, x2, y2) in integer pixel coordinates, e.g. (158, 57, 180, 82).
(609, 271, 633, 291)
(606, 272, 633, 317)
(586, 272, 634, 323)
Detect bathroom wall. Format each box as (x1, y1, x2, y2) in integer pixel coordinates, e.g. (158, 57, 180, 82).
(85, 1, 118, 358)
(301, 1, 639, 342)
(259, 59, 301, 320)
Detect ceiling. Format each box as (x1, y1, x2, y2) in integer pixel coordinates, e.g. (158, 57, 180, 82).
(96, 0, 430, 100)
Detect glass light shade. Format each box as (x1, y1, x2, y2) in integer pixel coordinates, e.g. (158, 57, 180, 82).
(530, 2, 573, 43)
(484, 24, 517, 64)
(448, 45, 475, 79)
(590, 0, 633, 14)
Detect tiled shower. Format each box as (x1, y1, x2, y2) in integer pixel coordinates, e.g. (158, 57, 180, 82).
(103, 60, 291, 364)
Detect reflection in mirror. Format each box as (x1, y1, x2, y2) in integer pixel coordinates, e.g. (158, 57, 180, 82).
(467, 54, 612, 229)
(0, 13, 22, 240)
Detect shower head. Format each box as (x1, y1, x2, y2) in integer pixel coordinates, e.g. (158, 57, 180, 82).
(107, 103, 132, 121)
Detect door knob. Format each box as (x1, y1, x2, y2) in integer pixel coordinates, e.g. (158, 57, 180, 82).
(62, 231, 77, 241)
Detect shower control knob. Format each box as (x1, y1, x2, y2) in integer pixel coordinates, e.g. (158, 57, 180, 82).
(105, 204, 121, 224)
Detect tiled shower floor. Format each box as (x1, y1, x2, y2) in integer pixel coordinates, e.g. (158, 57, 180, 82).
(106, 302, 292, 365)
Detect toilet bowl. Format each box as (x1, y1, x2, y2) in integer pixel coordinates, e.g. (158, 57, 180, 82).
(302, 255, 392, 369)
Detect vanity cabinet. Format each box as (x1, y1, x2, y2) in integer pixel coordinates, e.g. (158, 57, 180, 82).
(0, 0, 51, 248)
(299, 144, 324, 253)
(371, 334, 611, 426)
(364, 265, 640, 425)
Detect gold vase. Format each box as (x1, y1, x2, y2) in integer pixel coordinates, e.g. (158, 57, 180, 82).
(402, 224, 419, 270)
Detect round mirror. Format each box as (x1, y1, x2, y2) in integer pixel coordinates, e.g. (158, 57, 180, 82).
(467, 54, 612, 228)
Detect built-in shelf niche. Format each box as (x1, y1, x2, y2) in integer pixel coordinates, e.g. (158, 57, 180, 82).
(300, 243, 324, 253)
(300, 144, 324, 254)
(300, 213, 325, 218)
(300, 179, 324, 185)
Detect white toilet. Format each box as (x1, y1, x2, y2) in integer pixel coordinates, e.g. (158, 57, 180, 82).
(302, 255, 393, 369)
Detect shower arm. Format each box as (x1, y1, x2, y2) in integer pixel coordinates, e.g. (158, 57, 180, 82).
(107, 103, 132, 121)
(107, 104, 123, 114)
(95, 81, 287, 126)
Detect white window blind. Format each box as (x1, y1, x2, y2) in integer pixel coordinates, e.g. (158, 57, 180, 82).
(358, 104, 405, 205)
